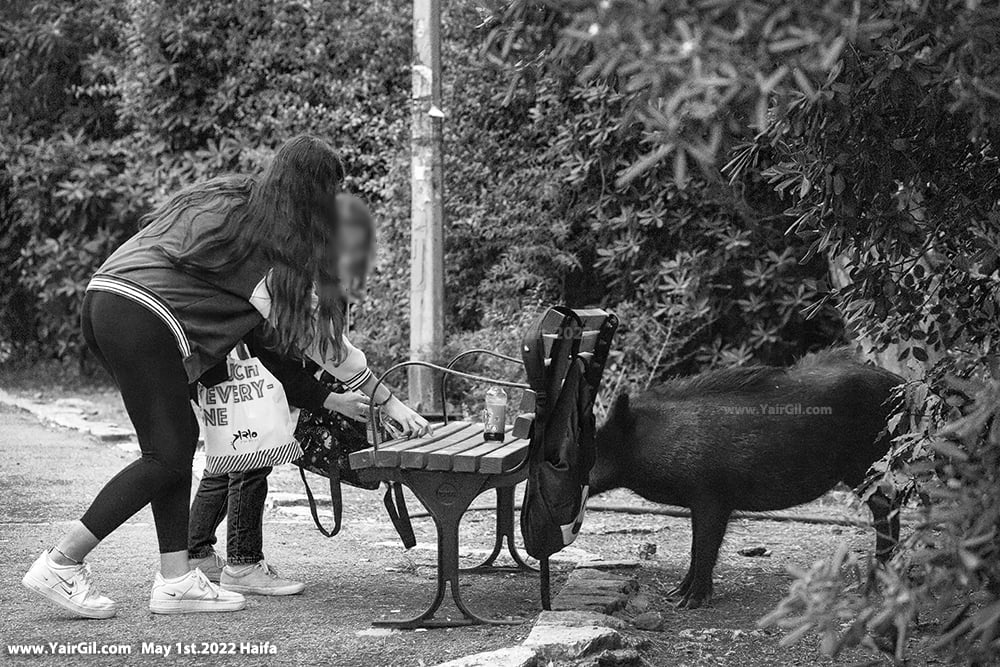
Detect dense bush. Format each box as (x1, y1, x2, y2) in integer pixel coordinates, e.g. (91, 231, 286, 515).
(523, 73, 842, 391)
(0, 0, 128, 362)
(484, 0, 1000, 661)
(1, 0, 841, 381)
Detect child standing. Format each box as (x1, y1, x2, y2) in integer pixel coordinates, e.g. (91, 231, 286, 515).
(187, 194, 379, 595)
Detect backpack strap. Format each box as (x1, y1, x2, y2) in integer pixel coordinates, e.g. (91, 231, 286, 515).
(583, 311, 619, 389)
(521, 308, 582, 421)
(546, 307, 584, 403)
(383, 482, 416, 549)
(520, 313, 551, 417)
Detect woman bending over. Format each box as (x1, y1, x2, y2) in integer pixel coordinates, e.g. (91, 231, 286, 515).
(21, 137, 429, 618)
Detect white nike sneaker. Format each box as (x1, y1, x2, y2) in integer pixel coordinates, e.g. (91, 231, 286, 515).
(149, 568, 246, 614)
(22, 550, 118, 619)
(188, 552, 226, 583)
(221, 561, 305, 596)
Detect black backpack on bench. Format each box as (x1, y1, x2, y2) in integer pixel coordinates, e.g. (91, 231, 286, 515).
(519, 307, 618, 605)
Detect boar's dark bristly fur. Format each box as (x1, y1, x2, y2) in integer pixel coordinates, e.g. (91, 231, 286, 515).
(590, 348, 904, 609)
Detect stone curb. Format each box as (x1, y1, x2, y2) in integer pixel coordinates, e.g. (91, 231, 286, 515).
(0, 390, 136, 443)
(552, 567, 640, 615)
(433, 563, 643, 667)
(0, 389, 213, 473)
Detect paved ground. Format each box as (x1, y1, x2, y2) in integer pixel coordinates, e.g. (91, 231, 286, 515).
(0, 389, 920, 666)
(0, 404, 541, 666)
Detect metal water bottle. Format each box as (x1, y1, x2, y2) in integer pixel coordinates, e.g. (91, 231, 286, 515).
(483, 385, 507, 442)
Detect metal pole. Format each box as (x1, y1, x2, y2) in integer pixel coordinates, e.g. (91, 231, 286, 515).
(408, 0, 445, 412)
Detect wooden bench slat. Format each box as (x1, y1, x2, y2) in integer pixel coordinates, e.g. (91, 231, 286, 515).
(378, 420, 469, 451)
(451, 436, 528, 473)
(538, 309, 570, 330)
(450, 441, 512, 473)
(542, 330, 599, 356)
(348, 421, 469, 470)
(374, 420, 475, 467)
(478, 439, 530, 474)
(425, 424, 514, 471)
(571, 309, 611, 329)
(512, 413, 534, 439)
(399, 425, 489, 469)
(347, 449, 372, 470)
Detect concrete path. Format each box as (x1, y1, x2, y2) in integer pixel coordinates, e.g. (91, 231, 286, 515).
(0, 404, 543, 666)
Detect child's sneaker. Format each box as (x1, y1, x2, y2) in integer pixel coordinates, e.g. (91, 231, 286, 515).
(22, 550, 118, 619)
(188, 552, 226, 583)
(221, 561, 305, 596)
(149, 568, 246, 614)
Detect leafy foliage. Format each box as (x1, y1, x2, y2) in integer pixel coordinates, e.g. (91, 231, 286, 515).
(1, 0, 544, 371)
(485, 0, 1000, 662)
(0, 0, 134, 362)
(528, 75, 844, 393)
(763, 358, 1000, 663)
(1, 0, 839, 384)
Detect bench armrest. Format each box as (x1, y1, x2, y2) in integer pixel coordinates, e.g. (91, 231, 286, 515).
(367, 360, 530, 450)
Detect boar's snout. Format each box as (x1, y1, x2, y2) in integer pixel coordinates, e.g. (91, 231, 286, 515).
(589, 393, 633, 496)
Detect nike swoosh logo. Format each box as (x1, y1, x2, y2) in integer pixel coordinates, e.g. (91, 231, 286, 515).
(51, 572, 77, 595)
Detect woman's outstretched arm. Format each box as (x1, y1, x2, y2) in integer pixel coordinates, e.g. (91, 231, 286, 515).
(306, 335, 431, 438)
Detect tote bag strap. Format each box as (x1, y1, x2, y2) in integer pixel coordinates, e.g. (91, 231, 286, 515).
(299, 458, 343, 538)
(232, 341, 252, 361)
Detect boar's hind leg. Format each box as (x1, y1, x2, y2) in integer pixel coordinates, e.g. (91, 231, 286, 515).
(867, 488, 900, 562)
(675, 501, 731, 610)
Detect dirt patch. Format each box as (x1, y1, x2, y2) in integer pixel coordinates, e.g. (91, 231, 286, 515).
(573, 499, 942, 666)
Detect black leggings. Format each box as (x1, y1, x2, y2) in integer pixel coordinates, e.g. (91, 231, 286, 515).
(80, 290, 199, 553)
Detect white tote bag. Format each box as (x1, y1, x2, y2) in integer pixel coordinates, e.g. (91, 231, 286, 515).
(198, 344, 303, 474)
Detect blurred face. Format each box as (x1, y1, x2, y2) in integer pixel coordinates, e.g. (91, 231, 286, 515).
(338, 222, 369, 285)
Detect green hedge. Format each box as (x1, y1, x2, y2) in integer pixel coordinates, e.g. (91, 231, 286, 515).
(0, 0, 840, 387)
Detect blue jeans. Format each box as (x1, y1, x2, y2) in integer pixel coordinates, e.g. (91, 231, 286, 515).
(188, 467, 272, 565)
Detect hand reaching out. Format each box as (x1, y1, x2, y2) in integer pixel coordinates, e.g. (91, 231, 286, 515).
(323, 390, 371, 422)
(382, 396, 433, 438)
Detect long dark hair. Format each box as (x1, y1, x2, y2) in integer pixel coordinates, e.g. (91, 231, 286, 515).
(142, 136, 346, 361)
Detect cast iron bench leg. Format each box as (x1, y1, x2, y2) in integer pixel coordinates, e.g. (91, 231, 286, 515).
(373, 472, 526, 629)
(461, 486, 537, 574)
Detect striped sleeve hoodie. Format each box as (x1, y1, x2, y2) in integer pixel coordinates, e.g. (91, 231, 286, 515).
(87, 197, 372, 390)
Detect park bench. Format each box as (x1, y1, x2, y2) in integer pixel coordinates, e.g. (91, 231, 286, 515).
(348, 307, 617, 629)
